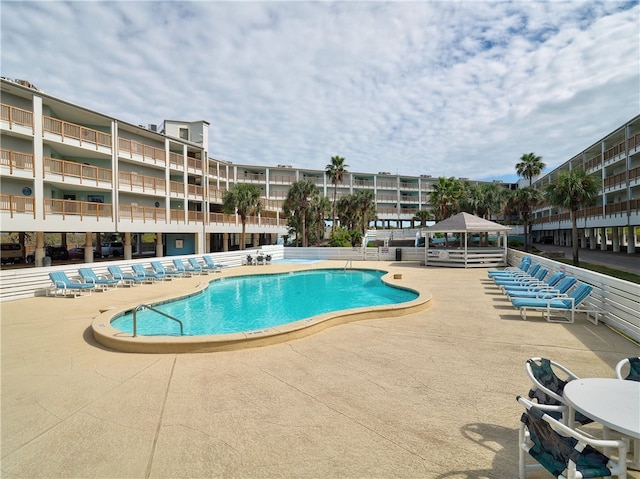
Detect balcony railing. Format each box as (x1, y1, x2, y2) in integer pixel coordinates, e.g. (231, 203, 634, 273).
(241, 173, 265, 182)
(0, 194, 35, 218)
(170, 209, 185, 223)
(169, 152, 184, 169)
(1, 104, 33, 131)
(209, 212, 235, 224)
(119, 172, 165, 193)
(208, 187, 226, 202)
(118, 138, 165, 165)
(585, 154, 602, 171)
(187, 157, 203, 171)
(44, 198, 113, 220)
(188, 184, 203, 197)
(269, 175, 294, 184)
(262, 198, 282, 211)
(353, 179, 374, 188)
(188, 211, 203, 222)
(603, 140, 626, 162)
(377, 181, 397, 189)
(629, 133, 640, 150)
(605, 201, 629, 216)
(43, 116, 111, 149)
(399, 182, 419, 190)
(603, 171, 627, 189)
(630, 166, 640, 181)
(119, 205, 166, 223)
(44, 157, 112, 185)
(170, 180, 185, 195)
(0, 149, 34, 175)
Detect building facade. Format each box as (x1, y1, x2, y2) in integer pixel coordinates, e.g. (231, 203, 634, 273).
(531, 114, 640, 254)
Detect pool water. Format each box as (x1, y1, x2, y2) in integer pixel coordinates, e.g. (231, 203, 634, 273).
(111, 269, 417, 336)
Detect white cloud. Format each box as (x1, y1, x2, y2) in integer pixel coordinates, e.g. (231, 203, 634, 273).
(2, 1, 638, 182)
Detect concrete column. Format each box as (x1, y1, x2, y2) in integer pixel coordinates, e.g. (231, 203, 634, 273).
(223, 233, 229, 252)
(590, 228, 597, 250)
(580, 229, 587, 248)
(84, 232, 94, 263)
(124, 232, 132, 260)
(627, 226, 636, 253)
(252, 233, 259, 247)
(204, 232, 210, 254)
(600, 228, 608, 251)
(156, 233, 163, 257)
(35, 231, 45, 267)
(612, 227, 620, 253)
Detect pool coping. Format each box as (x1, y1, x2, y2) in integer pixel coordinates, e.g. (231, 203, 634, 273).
(91, 267, 432, 353)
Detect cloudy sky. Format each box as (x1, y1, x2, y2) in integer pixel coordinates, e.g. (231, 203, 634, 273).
(2, 1, 638, 182)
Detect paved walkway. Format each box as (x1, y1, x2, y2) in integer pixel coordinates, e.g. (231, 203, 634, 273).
(1, 262, 638, 478)
(533, 243, 640, 276)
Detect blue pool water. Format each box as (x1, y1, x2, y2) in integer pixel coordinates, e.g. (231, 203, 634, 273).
(111, 269, 417, 336)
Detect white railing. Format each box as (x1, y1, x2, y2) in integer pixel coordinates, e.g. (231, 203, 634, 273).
(508, 250, 640, 342)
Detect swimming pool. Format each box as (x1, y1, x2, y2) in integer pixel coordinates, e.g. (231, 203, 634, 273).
(111, 269, 417, 336)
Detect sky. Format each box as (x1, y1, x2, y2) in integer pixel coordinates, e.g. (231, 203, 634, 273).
(2, 1, 639, 183)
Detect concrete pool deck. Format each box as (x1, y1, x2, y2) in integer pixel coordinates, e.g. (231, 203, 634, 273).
(1, 261, 639, 478)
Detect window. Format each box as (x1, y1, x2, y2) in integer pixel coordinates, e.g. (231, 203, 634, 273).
(179, 128, 189, 140)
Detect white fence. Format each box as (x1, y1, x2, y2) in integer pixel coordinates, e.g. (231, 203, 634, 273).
(508, 250, 640, 342)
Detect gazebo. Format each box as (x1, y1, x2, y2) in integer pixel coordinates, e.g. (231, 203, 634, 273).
(422, 212, 511, 268)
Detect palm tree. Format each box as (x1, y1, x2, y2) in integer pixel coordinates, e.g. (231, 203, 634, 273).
(283, 180, 319, 247)
(429, 177, 463, 221)
(353, 190, 376, 234)
(516, 152, 546, 187)
(413, 210, 433, 227)
(325, 156, 348, 233)
(222, 183, 262, 250)
(513, 187, 543, 253)
(307, 195, 331, 245)
(545, 169, 599, 266)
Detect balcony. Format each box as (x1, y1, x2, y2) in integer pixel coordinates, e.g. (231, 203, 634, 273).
(0, 149, 34, 175)
(169, 180, 185, 196)
(118, 172, 165, 194)
(208, 187, 226, 203)
(44, 116, 111, 150)
(118, 138, 165, 166)
(399, 182, 419, 190)
(603, 171, 627, 190)
(1, 104, 33, 133)
(603, 140, 626, 163)
(241, 172, 265, 183)
(209, 212, 235, 224)
(605, 201, 631, 216)
(585, 154, 602, 171)
(0, 194, 35, 218)
(169, 152, 185, 169)
(44, 198, 113, 220)
(187, 157, 203, 172)
(377, 181, 397, 189)
(262, 198, 283, 211)
(269, 174, 294, 185)
(44, 157, 112, 186)
(628, 133, 640, 151)
(187, 184, 204, 198)
(353, 179, 374, 188)
(119, 205, 166, 223)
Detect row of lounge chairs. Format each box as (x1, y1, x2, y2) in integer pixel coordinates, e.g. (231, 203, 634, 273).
(47, 256, 224, 297)
(487, 256, 600, 323)
(517, 356, 639, 478)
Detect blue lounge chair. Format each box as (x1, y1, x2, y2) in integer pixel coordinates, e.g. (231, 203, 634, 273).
(132, 264, 164, 282)
(107, 265, 146, 285)
(488, 257, 530, 278)
(492, 263, 541, 284)
(187, 258, 209, 274)
(501, 271, 565, 294)
(494, 266, 547, 288)
(48, 271, 95, 297)
(172, 259, 200, 276)
(78, 267, 119, 290)
(202, 255, 223, 272)
(150, 261, 181, 279)
(511, 283, 596, 323)
(505, 276, 577, 300)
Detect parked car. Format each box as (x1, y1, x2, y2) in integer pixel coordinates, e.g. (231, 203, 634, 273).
(26, 246, 70, 263)
(1, 243, 24, 264)
(101, 242, 124, 257)
(68, 247, 100, 260)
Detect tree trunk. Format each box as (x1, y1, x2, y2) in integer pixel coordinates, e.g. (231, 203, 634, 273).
(571, 210, 579, 266)
(301, 212, 307, 247)
(240, 219, 246, 250)
(331, 185, 337, 233)
(523, 218, 529, 252)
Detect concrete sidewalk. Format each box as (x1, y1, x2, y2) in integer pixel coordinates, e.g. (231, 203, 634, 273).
(1, 262, 638, 478)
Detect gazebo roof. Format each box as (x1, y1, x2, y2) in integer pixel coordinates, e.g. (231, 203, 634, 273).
(424, 212, 511, 233)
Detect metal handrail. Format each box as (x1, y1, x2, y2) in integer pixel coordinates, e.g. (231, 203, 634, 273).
(344, 260, 352, 271)
(132, 303, 184, 337)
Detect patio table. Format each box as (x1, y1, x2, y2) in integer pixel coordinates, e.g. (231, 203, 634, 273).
(564, 377, 640, 468)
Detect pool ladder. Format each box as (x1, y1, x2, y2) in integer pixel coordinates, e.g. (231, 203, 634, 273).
(344, 260, 352, 271)
(132, 303, 184, 337)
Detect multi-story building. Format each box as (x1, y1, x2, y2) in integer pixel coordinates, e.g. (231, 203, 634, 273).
(531, 114, 640, 254)
(2, 78, 473, 265)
